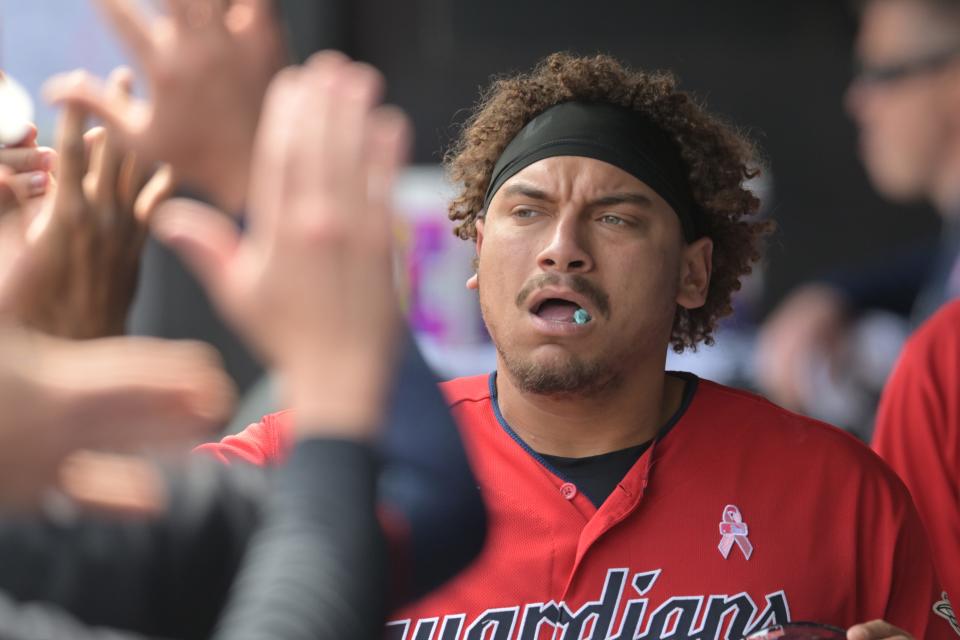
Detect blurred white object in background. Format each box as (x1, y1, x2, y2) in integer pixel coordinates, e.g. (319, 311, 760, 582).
(0, 71, 32, 145)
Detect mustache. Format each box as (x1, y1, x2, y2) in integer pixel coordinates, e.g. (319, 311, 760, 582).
(515, 273, 610, 318)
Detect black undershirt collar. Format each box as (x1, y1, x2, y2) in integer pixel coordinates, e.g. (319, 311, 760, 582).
(489, 371, 699, 508)
(539, 442, 654, 507)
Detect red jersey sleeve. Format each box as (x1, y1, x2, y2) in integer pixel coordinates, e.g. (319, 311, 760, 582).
(873, 300, 960, 606)
(193, 410, 294, 466)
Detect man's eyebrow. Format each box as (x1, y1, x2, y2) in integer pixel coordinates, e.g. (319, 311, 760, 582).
(497, 185, 654, 208)
(500, 183, 552, 201)
(588, 192, 654, 208)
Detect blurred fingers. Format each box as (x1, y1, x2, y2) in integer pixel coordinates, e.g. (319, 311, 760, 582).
(45, 334, 237, 440)
(44, 70, 144, 146)
(226, 0, 274, 32)
(0, 169, 49, 204)
(0, 211, 30, 311)
(134, 164, 175, 224)
(50, 102, 88, 209)
(166, 0, 228, 31)
(246, 66, 303, 234)
(93, 68, 137, 207)
(83, 125, 107, 202)
(92, 0, 155, 63)
(0, 145, 56, 174)
(59, 451, 167, 517)
(0, 144, 56, 202)
(300, 52, 374, 204)
(0, 168, 19, 216)
(364, 105, 411, 224)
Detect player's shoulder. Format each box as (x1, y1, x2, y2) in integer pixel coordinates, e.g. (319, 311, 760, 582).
(697, 376, 843, 432)
(439, 374, 493, 408)
(875, 300, 960, 446)
(693, 377, 898, 476)
(901, 298, 960, 366)
(916, 298, 960, 338)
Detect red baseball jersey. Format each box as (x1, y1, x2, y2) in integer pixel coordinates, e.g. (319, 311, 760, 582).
(873, 299, 960, 613)
(198, 374, 956, 639)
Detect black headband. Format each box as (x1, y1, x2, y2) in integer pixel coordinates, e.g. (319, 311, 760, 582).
(482, 101, 700, 241)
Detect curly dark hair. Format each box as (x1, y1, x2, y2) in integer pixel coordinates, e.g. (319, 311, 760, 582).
(445, 52, 772, 352)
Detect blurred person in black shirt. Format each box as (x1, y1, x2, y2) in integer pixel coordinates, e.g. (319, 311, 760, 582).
(757, 0, 960, 434)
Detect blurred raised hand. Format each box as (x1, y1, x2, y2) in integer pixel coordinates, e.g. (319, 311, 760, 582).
(0, 70, 233, 511)
(0, 122, 235, 510)
(0, 68, 173, 339)
(0, 325, 235, 510)
(754, 283, 849, 412)
(44, 0, 287, 213)
(0, 124, 56, 218)
(154, 52, 411, 438)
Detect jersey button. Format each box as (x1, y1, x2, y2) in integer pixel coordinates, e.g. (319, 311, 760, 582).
(560, 482, 577, 500)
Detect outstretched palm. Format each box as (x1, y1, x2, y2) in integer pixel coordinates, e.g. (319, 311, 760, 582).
(154, 52, 411, 435)
(45, 0, 285, 212)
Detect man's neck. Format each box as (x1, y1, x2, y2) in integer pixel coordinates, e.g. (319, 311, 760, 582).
(495, 361, 687, 458)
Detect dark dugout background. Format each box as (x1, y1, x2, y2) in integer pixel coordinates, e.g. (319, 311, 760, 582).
(281, 0, 939, 312)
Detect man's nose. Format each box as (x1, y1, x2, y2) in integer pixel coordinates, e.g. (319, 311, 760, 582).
(536, 218, 593, 273)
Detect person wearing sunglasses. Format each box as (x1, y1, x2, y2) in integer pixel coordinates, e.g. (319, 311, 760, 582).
(756, 0, 960, 433)
(759, 0, 960, 615)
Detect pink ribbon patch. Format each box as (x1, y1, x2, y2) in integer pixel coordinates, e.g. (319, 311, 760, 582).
(718, 504, 753, 560)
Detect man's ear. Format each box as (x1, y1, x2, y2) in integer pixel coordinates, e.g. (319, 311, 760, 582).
(466, 218, 484, 290)
(676, 236, 712, 310)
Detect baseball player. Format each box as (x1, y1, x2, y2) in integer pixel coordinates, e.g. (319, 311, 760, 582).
(198, 53, 953, 639)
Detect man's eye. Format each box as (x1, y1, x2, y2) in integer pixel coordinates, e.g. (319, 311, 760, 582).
(513, 209, 541, 219)
(599, 214, 628, 225)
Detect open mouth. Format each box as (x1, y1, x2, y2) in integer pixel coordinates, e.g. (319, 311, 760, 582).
(532, 298, 592, 324)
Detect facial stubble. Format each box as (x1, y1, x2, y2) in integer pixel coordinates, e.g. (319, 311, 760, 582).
(477, 272, 622, 397)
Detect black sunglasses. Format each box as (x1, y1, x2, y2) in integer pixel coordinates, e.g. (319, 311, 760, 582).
(854, 45, 960, 85)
